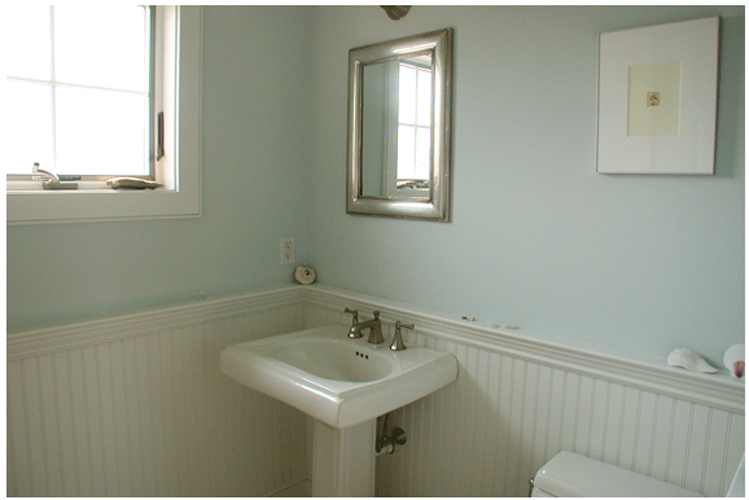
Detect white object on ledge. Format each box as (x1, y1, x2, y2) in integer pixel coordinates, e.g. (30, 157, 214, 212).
(667, 348, 717, 374)
(723, 344, 745, 378)
(294, 266, 316, 285)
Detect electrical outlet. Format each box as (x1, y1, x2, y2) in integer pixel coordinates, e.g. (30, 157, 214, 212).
(280, 236, 294, 265)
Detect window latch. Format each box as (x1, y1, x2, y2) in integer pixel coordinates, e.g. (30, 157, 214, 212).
(157, 111, 165, 161)
(32, 162, 78, 190)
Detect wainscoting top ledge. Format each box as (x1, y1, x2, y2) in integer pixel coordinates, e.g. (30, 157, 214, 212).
(7, 284, 304, 361)
(7, 282, 743, 413)
(301, 284, 744, 413)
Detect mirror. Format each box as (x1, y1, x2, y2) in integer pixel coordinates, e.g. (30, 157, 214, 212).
(346, 28, 453, 221)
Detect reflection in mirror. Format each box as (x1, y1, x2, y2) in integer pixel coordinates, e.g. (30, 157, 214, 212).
(361, 53, 433, 199)
(347, 29, 452, 221)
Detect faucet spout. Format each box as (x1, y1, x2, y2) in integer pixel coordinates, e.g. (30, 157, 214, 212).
(348, 310, 385, 344)
(348, 322, 365, 338)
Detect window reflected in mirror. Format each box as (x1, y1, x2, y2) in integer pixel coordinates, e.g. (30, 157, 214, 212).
(397, 55, 432, 192)
(360, 53, 433, 200)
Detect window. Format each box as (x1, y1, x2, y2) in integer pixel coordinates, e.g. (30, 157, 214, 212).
(6, 6, 202, 224)
(396, 60, 432, 185)
(6, 5, 153, 180)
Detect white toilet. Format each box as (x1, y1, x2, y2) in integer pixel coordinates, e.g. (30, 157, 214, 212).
(530, 451, 702, 497)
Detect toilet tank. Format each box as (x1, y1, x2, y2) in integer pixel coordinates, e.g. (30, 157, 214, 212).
(530, 452, 702, 497)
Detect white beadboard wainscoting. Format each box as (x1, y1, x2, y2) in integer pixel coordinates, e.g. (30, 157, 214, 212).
(303, 285, 745, 497)
(8, 284, 744, 497)
(7, 286, 310, 497)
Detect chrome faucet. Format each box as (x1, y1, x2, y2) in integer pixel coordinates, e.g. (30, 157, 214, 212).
(345, 309, 385, 345)
(344, 307, 359, 329)
(390, 321, 413, 351)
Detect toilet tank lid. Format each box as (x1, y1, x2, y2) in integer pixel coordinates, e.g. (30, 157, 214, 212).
(533, 452, 702, 497)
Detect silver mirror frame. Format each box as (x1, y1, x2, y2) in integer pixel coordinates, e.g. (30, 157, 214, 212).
(346, 28, 453, 222)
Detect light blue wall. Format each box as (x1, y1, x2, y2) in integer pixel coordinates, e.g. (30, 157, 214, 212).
(306, 6, 745, 365)
(7, 6, 744, 367)
(7, 7, 313, 330)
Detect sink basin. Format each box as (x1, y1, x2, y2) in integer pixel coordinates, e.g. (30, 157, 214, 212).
(264, 337, 393, 382)
(219, 324, 458, 429)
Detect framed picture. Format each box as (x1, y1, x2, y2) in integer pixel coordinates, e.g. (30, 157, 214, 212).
(596, 17, 720, 174)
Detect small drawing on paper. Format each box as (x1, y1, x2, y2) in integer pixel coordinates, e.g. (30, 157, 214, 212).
(628, 61, 681, 136)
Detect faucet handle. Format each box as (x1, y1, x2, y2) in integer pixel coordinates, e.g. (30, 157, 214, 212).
(344, 307, 359, 327)
(372, 310, 380, 319)
(391, 321, 413, 351)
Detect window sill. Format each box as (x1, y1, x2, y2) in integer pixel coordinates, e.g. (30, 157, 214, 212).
(7, 186, 201, 225)
(9, 182, 162, 193)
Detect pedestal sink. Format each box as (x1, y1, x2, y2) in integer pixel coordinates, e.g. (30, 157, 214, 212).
(219, 323, 458, 496)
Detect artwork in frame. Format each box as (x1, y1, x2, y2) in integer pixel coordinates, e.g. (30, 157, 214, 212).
(596, 17, 720, 175)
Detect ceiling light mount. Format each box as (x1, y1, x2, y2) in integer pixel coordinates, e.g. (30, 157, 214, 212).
(380, 6, 411, 21)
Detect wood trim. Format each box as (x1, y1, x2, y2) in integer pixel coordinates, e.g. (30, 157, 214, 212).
(7, 285, 303, 361)
(301, 285, 744, 414)
(7, 283, 742, 413)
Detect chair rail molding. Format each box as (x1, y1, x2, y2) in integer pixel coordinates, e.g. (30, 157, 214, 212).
(301, 285, 744, 414)
(8, 285, 304, 361)
(6, 283, 744, 497)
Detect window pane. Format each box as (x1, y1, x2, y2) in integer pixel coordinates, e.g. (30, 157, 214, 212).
(397, 125, 416, 179)
(55, 86, 148, 176)
(6, 5, 51, 80)
(416, 68, 432, 127)
(414, 127, 431, 180)
(4, 81, 54, 175)
(398, 65, 416, 125)
(54, 5, 150, 92)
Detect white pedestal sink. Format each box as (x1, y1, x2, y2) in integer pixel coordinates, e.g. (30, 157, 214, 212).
(219, 324, 458, 496)
(312, 419, 376, 496)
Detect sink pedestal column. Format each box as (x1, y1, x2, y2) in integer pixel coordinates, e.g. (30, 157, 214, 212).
(312, 419, 377, 497)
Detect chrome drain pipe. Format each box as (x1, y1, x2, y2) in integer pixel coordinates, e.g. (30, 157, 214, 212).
(375, 413, 407, 456)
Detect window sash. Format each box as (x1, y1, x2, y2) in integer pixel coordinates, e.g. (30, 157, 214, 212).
(5, 6, 157, 182)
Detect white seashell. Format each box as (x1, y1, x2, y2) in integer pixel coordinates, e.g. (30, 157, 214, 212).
(294, 265, 316, 285)
(723, 344, 745, 378)
(667, 348, 718, 374)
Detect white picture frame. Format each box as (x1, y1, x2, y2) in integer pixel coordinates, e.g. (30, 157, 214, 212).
(596, 17, 720, 175)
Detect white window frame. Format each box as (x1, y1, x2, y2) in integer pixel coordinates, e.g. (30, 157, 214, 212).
(6, 6, 202, 225)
